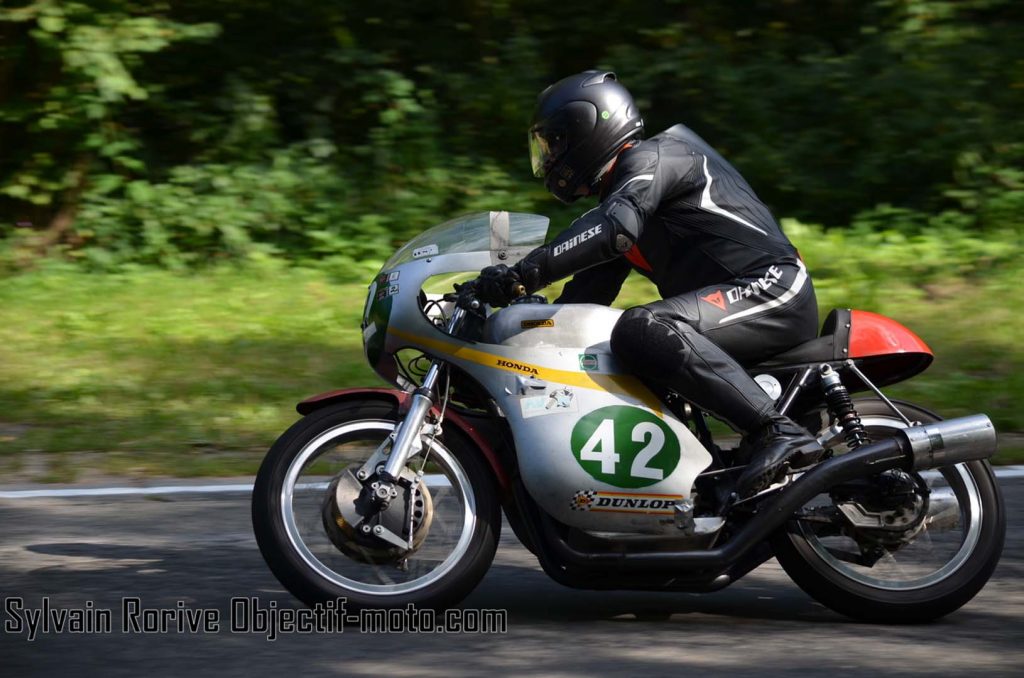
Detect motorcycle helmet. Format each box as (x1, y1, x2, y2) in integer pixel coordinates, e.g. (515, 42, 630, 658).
(528, 70, 644, 203)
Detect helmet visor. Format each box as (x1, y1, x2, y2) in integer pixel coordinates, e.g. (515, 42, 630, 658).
(528, 129, 551, 178)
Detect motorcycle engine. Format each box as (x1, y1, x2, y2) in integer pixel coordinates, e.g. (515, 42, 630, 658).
(320, 467, 434, 565)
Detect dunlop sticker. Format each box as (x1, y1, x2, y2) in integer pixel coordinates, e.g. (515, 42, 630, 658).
(569, 490, 682, 514)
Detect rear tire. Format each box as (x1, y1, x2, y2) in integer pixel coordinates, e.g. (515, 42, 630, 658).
(252, 399, 501, 610)
(773, 399, 1005, 623)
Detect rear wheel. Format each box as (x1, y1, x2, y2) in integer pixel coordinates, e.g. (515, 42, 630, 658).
(773, 399, 1005, 622)
(252, 399, 501, 610)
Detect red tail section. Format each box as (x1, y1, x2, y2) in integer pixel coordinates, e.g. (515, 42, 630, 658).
(849, 310, 932, 359)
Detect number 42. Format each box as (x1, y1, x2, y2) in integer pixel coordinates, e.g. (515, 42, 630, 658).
(579, 419, 666, 480)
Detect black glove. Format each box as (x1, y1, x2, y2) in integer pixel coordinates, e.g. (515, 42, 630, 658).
(513, 249, 545, 294)
(452, 279, 481, 311)
(476, 264, 524, 307)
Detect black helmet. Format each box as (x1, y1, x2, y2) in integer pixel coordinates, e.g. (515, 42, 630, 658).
(528, 71, 644, 203)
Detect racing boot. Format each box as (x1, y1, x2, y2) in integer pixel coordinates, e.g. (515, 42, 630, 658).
(735, 415, 825, 499)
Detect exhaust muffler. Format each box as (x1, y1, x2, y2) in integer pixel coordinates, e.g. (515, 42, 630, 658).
(900, 414, 997, 471)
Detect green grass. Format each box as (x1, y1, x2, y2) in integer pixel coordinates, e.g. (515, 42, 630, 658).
(0, 253, 1022, 482)
(0, 261, 378, 480)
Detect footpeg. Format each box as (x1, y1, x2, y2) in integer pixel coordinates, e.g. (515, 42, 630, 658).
(673, 498, 695, 535)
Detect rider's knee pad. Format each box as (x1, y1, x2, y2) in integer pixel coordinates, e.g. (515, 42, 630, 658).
(610, 306, 651, 357)
(611, 306, 691, 378)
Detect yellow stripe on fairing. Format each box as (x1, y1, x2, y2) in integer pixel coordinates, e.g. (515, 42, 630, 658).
(589, 509, 675, 515)
(388, 326, 664, 413)
(597, 492, 682, 499)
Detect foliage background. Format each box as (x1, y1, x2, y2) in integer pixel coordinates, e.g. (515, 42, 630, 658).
(2, 0, 1022, 269)
(0, 0, 1021, 478)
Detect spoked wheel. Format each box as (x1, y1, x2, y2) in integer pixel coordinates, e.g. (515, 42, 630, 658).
(773, 399, 1005, 622)
(252, 400, 500, 610)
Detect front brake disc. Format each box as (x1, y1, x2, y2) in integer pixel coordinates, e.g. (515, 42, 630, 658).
(320, 466, 434, 565)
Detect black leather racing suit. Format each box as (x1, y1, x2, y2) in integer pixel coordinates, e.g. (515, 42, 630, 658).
(521, 124, 819, 432)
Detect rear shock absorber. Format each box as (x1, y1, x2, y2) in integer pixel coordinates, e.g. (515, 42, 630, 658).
(819, 364, 870, 449)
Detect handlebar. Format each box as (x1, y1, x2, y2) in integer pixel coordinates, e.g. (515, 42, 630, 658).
(443, 278, 527, 313)
(440, 281, 534, 339)
(445, 305, 467, 333)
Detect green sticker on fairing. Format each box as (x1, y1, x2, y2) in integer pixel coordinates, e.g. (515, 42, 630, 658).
(570, 406, 681, 488)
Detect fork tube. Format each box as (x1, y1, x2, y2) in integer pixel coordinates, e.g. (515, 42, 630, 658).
(380, 385, 435, 482)
(380, 307, 465, 483)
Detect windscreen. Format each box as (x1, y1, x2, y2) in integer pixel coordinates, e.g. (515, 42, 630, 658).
(383, 211, 550, 269)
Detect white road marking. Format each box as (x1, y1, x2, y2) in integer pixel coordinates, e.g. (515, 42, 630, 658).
(0, 474, 451, 499)
(0, 467, 1021, 500)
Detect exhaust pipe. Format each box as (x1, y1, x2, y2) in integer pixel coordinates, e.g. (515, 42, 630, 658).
(902, 414, 997, 471)
(536, 414, 996, 573)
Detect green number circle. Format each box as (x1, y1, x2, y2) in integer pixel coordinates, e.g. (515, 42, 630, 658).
(570, 406, 681, 488)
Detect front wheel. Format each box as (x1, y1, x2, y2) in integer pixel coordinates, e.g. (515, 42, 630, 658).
(252, 399, 501, 610)
(773, 399, 1005, 622)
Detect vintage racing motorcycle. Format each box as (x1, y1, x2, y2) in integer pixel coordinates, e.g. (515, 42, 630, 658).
(253, 211, 1005, 622)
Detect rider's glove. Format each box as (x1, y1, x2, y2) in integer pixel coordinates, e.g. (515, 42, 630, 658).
(476, 264, 522, 307)
(453, 279, 482, 311)
(511, 250, 544, 295)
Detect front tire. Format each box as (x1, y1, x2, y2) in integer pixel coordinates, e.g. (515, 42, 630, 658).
(773, 399, 1005, 623)
(252, 399, 501, 610)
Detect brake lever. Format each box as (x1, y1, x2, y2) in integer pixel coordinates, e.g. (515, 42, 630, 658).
(445, 278, 522, 313)
(446, 283, 483, 313)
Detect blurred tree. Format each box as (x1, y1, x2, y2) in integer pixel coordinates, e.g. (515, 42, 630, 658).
(0, 0, 1020, 271)
(0, 1, 218, 250)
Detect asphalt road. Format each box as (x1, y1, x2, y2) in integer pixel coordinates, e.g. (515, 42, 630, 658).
(1, 477, 1021, 677)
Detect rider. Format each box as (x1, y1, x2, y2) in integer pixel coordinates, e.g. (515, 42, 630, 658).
(465, 70, 824, 498)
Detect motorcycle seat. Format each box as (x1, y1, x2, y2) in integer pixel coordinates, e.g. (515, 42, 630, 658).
(750, 308, 852, 369)
(747, 308, 932, 390)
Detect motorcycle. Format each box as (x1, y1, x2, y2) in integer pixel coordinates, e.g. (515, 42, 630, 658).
(253, 211, 1005, 622)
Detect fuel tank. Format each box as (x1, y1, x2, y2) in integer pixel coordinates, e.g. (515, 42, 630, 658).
(483, 303, 623, 348)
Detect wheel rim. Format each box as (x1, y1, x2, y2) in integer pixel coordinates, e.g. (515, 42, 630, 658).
(280, 419, 477, 596)
(799, 415, 983, 591)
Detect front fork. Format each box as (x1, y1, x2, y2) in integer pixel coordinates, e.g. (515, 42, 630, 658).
(371, 306, 467, 507)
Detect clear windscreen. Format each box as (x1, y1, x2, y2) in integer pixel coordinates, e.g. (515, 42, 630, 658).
(383, 211, 550, 269)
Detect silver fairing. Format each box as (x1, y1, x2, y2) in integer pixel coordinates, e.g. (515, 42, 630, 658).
(362, 212, 713, 535)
